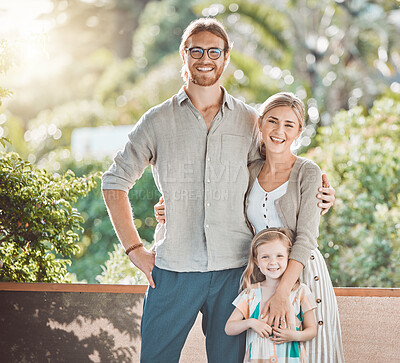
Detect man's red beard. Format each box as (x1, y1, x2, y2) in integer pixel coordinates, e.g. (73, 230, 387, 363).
(187, 61, 225, 87)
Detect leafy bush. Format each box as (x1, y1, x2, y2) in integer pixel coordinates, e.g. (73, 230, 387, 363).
(0, 140, 98, 282)
(306, 95, 400, 287)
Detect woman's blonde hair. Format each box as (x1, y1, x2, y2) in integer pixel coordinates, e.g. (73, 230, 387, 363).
(258, 92, 305, 159)
(240, 227, 300, 292)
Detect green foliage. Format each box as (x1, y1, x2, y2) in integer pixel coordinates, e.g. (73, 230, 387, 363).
(96, 243, 147, 284)
(118, 55, 183, 121)
(132, 0, 197, 69)
(222, 50, 284, 104)
(94, 58, 139, 104)
(0, 141, 98, 282)
(305, 95, 400, 287)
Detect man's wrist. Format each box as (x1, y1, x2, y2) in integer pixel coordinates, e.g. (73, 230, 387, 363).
(125, 242, 143, 255)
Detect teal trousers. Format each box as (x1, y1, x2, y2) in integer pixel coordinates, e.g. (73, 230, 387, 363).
(140, 266, 246, 363)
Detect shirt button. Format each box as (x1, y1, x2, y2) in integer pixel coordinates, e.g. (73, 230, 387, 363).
(207, 179, 211, 183)
(318, 321, 324, 326)
(314, 276, 319, 281)
(207, 157, 211, 162)
(205, 224, 209, 228)
(197, 115, 201, 119)
(310, 255, 315, 260)
(206, 203, 210, 207)
(316, 298, 322, 304)
(271, 358, 277, 362)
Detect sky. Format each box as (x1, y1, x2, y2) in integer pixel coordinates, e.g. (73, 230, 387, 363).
(0, 0, 55, 37)
(0, 0, 62, 89)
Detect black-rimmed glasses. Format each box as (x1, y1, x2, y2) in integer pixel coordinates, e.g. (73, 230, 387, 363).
(185, 47, 225, 60)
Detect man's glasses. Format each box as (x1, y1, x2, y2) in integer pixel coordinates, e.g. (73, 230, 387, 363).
(185, 47, 225, 60)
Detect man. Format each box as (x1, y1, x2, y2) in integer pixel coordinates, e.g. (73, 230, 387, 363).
(102, 18, 334, 363)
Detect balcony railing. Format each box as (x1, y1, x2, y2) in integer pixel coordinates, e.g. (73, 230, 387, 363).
(1, 283, 399, 362)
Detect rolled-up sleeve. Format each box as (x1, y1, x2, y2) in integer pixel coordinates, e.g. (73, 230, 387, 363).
(101, 114, 156, 193)
(289, 161, 322, 266)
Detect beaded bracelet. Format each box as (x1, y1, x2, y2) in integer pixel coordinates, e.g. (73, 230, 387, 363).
(125, 242, 143, 255)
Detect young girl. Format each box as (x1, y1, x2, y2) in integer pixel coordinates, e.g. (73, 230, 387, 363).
(225, 228, 317, 363)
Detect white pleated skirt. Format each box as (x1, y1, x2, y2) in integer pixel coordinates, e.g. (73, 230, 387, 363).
(301, 248, 345, 363)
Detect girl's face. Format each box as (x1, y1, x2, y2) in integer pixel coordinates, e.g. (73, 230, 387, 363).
(255, 239, 289, 280)
(259, 106, 302, 155)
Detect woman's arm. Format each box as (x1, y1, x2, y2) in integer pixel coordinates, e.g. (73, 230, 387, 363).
(290, 161, 322, 264)
(225, 308, 272, 338)
(262, 161, 322, 326)
(261, 259, 304, 327)
(270, 309, 317, 344)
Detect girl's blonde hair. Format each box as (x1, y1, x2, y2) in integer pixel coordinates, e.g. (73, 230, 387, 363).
(258, 92, 305, 159)
(240, 227, 300, 292)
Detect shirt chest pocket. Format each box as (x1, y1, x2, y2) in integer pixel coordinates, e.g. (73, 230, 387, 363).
(220, 134, 248, 165)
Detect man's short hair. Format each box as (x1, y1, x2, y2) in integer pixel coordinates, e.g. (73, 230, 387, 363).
(180, 17, 232, 54)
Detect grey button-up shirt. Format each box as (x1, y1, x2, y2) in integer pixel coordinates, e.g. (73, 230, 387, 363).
(102, 87, 260, 272)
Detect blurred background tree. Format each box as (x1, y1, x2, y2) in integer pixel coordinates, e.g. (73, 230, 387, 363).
(1, 0, 399, 286)
(307, 93, 400, 287)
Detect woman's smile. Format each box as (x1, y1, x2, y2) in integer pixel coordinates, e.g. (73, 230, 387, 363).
(270, 136, 285, 144)
(260, 106, 301, 154)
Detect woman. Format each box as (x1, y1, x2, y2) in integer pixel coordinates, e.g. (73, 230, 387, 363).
(154, 92, 344, 362)
(245, 92, 344, 362)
